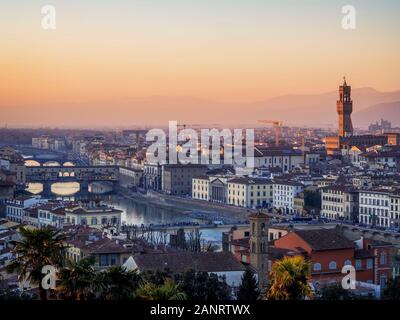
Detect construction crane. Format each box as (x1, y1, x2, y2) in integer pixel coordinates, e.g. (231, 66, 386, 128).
(258, 120, 283, 147)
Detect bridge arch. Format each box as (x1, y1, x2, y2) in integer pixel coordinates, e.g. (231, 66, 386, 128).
(43, 161, 61, 167)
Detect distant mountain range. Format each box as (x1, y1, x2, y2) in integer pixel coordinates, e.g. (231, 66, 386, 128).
(354, 101, 400, 127)
(248, 87, 400, 128)
(3, 87, 400, 128)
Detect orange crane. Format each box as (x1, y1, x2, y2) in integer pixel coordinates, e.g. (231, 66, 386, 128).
(258, 120, 283, 146)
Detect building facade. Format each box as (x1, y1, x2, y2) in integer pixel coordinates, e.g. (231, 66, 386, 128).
(227, 177, 273, 209)
(272, 181, 304, 214)
(321, 185, 359, 221)
(161, 164, 208, 196)
(359, 189, 391, 228)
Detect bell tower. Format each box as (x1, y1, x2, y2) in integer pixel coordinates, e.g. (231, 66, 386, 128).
(249, 212, 269, 290)
(337, 77, 353, 137)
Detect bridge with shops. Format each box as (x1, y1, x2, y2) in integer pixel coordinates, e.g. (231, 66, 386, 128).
(25, 165, 119, 195)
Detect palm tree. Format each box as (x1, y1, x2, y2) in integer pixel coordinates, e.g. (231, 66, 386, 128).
(57, 257, 97, 300)
(136, 278, 187, 300)
(7, 226, 67, 300)
(95, 265, 141, 300)
(266, 256, 313, 300)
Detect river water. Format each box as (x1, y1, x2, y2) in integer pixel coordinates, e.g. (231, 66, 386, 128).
(26, 181, 226, 246)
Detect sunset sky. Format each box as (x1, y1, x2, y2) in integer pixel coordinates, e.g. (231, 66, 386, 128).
(1, 0, 400, 127)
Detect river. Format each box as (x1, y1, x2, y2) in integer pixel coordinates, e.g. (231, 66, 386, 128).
(26, 181, 226, 247)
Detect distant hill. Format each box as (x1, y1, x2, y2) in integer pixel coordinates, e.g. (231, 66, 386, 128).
(354, 101, 400, 128)
(3, 88, 400, 128)
(248, 88, 400, 127)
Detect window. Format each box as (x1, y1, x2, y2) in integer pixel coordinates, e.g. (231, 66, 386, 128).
(110, 254, 117, 266)
(355, 259, 362, 270)
(380, 253, 387, 266)
(367, 259, 373, 269)
(380, 275, 387, 289)
(344, 260, 352, 266)
(313, 263, 322, 271)
(91, 217, 97, 225)
(329, 261, 337, 270)
(99, 254, 109, 267)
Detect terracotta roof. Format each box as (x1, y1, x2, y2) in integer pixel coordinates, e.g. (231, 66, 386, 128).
(294, 229, 355, 251)
(80, 238, 132, 254)
(133, 252, 246, 273)
(228, 177, 271, 185)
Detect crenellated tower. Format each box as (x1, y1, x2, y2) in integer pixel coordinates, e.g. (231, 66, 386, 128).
(337, 77, 353, 137)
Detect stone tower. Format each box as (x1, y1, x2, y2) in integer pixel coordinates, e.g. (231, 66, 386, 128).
(249, 212, 269, 290)
(337, 77, 353, 137)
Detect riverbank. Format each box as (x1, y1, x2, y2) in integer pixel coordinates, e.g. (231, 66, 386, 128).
(116, 187, 254, 223)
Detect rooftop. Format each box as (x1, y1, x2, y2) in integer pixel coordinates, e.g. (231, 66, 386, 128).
(133, 251, 246, 273)
(293, 229, 355, 251)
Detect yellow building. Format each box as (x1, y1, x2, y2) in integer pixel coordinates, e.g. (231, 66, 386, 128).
(227, 177, 273, 209)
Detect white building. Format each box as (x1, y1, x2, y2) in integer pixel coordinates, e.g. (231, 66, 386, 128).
(227, 177, 273, 209)
(192, 175, 232, 203)
(64, 203, 122, 229)
(359, 189, 391, 228)
(272, 181, 304, 214)
(253, 147, 320, 173)
(320, 185, 359, 221)
(192, 176, 210, 201)
(6, 196, 44, 223)
(390, 191, 400, 228)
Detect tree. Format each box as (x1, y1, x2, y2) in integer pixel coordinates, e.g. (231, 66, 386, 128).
(266, 256, 313, 300)
(177, 269, 231, 300)
(237, 269, 260, 301)
(7, 227, 67, 300)
(94, 265, 141, 300)
(136, 278, 186, 300)
(382, 277, 400, 300)
(316, 283, 355, 300)
(57, 257, 97, 300)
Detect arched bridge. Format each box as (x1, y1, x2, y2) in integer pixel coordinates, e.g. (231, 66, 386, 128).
(25, 166, 119, 195)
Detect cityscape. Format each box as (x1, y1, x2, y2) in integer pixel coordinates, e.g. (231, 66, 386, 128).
(1, 0, 400, 312)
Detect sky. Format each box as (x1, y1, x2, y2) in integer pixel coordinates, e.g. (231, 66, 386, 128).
(1, 0, 400, 127)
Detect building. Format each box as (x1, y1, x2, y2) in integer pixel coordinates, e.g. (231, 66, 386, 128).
(325, 79, 397, 155)
(131, 251, 246, 290)
(321, 185, 359, 221)
(6, 196, 43, 223)
(32, 136, 66, 151)
(272, 180, 304, 214)
(337, 77, 353, 138)
(64, 202, 122, 229)
(274, 228, 393, 288)
(192, 176, 210, 201)
(249, 212, 269, 289)
(161, 164, 208, 196)
(359, 189, 391, 228)
(359, 149, 400, 170)
(293, 193, 306, 215)
(253, 147, 320, 173)
(228, 219, 394, 290)
(143, 163, 162, 191)
(67, 237, 132, 268)
(369, 119, 392, 133)
(227, 177, 273, 209)
(390, 191, 400, 228)
(192, 175, 231, 203)
(119, 166, 143, 188)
